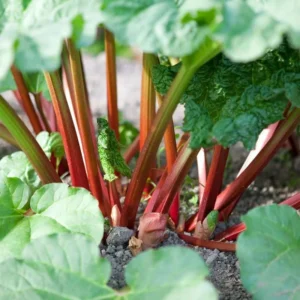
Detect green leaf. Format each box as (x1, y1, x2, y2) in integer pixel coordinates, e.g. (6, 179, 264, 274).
(125, 246, 217, 299)
(101, 0, 213, 57)
(0, 151, 41, 191)
(36, 131, 65, 162)
(0, 234, 114, 299)
(237, 205, 300, 299)
(0, 71, 16, 92)
(153, 44, 299, 149)
(102, 0, 300, 63)
(22, 72, 51, 101)
(0, 233, 218, 299)
(0, 182, 104, 262)
(97, 118, 131, 181)
(119, 120, 139, 149)
(0, 131, 64, 191)
(0, 0, 103, 80)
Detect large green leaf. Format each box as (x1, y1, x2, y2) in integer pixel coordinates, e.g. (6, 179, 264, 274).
(0, 0, 103, 80)
(237, 205, 300, 299)
(102, 0, 300, 63)
(101, 0, 213, 58)
(0, 182, 104, 262)
(0, 233, 217, 299)
(125, 246, 217, 299)
(152, 44, 299, 149)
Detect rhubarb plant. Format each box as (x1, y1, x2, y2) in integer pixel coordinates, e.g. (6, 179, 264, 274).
(0, 0, 299, 299)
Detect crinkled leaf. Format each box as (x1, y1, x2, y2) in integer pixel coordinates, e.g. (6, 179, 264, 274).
(153, 44, 299, 149)
(0, 234, 114, 299)
(97, 118, 131, 181)
(0, 182, 104, 262)
(101, 0, 213, 58)
(0, 151, 41, 191)
(36, 131, 64, 161)
(0, 0, 103, 80)
(237, 205, 300, 299)
(0, 233, 217, 299)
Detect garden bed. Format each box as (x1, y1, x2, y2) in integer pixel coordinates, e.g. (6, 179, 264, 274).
(99, 144, 298, 300)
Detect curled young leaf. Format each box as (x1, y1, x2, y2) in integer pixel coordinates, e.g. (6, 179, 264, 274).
(138, 212, 168, 249)
(97, 118, 131, 181)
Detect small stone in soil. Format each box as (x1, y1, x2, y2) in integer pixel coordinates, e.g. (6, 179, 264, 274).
(106, 227, 134, 246)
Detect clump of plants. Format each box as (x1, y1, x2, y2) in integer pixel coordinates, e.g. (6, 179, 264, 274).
(0, 0, 299, 299)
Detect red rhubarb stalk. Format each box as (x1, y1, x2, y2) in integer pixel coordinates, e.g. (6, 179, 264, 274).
(215, 107, 300, 212)
(157, 92, 179, 225)
(215, 193, 300, 241)
(105, 29, 119, 139)
(221, 122, 279, 219)
(65, 39, 110, 216)
(178, 233, 236, 252)
(121, 41, 221, 228)
(197, 146, 229, 222)
(11, 66, 43, 134)
(157, 143, 200, 214)
(33, 93, 52, 132)
(44, 71, 89, 190)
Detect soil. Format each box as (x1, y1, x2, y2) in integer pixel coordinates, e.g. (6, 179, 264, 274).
(1, 53, 299, 300)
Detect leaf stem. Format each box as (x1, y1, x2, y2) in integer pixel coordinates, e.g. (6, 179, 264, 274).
(215, 107, 300, 211)
(105, 29, 119, 139)
(11, 66, 43, 134)
(197, 145, 229, 222)
(44, 71, 89, 189)
(122, 41, 220, 228)
(33, 93, 52, 132)
(0, 124, 18, 147)
(0, 95, 60, 183)
(65, 39, 110, 216)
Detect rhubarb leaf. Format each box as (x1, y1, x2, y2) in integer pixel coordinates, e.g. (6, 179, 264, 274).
(0, 233, 217, 299)
(97, 118, 131, 181)
(36, 131, 64, 163)
(102, 0, 300, 63)
(152, 44, 299, 149)
(101, 0, 214, 57)
(125, 246, 217, 299)
(237, 205, 300, 299)
(22, 72, 51, 101)
(0, 131, 64, 191)
(0, 71, 16, 92)
(0, 0, 103, 80)
(0, 152, 41, 191)
(0, 234, 114, 299)
(0, 182, 104, 262)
